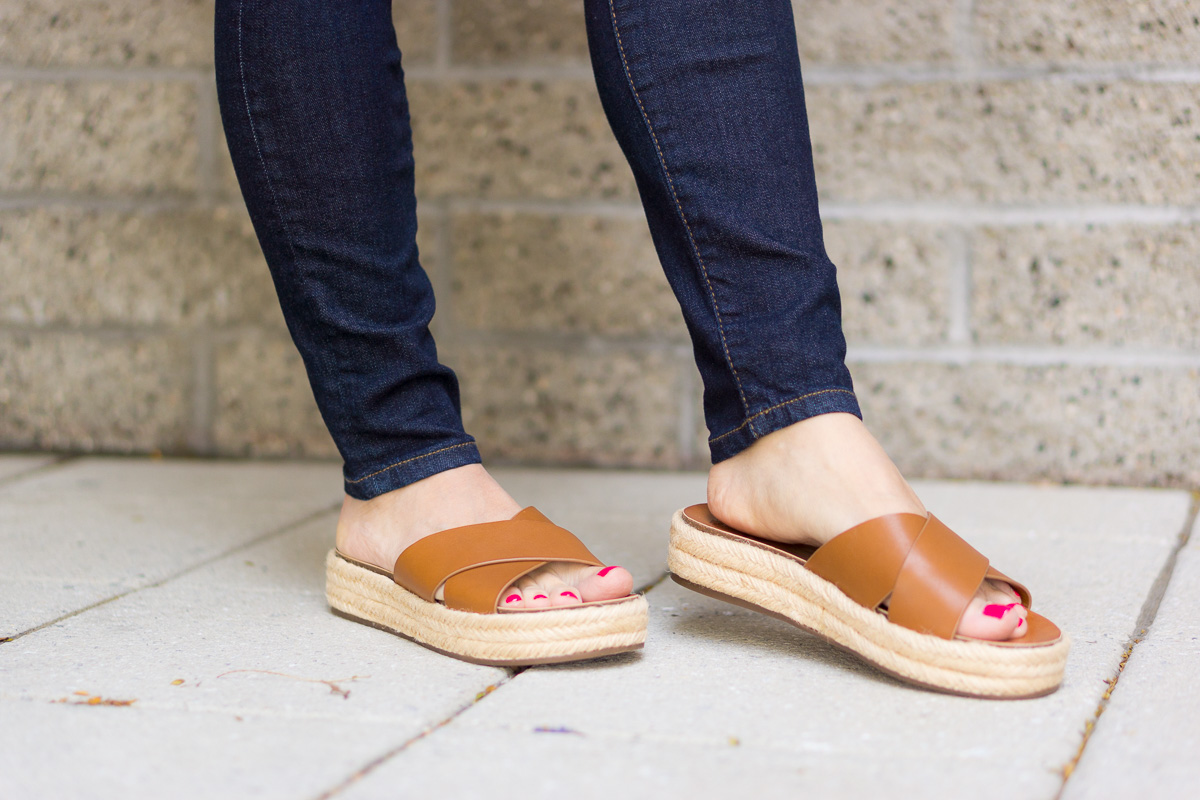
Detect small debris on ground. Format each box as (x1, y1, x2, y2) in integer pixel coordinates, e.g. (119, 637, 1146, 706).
(533, 726, 582, 735)
(475, 685, 498, 702)
(216, 669, 368, 699)
(170, 679, 185, 686)
(53, 692, 136, 707)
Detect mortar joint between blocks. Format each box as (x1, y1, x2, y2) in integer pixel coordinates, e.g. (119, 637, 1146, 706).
(434, 0, 453, 72)
(946, 226, 973, 346)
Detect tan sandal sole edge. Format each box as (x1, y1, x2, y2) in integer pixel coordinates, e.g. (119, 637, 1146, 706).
(325, 550, 649, 667)
(668, 510, 1069, 699)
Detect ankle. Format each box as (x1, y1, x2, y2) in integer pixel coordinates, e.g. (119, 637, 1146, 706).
(705, 414, 925, 545)
(335, 464, 521, 569)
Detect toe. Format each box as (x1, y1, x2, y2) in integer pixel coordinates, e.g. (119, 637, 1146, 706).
(511, 576, 552, 609)
(552, 588, 582, 607)
(526, 573, 581, 607)
(954, 579, 1029, 641)
(957, 596, 1022, 640)
(574, 565, 634, 603)
(521, 582, 553, 608)
(547, 578, 582, 607)
(500, 587, 525, 610)
(501, 562, 632, 610)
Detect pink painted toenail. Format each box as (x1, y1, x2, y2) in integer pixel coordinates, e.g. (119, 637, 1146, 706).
(533, 594, 547, 600)
(982, 603, 1016, 619)
(1017, 618, 1024, 627)
(505, 594, 521, 604)
(560, 591, 578, 600)
(597, 566, 618, 578)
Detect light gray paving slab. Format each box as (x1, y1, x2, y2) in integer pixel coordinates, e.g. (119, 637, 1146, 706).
(0, 699, 419, 800)
(1, 513, 505, 717)
(911, 480, 1189, 545)
(338, 725, 1044, 800)
(1, 511, 510, 800)
(0, 454, 57, 483)
(0, 457, 342, 636)
(342, 482, 1191, 800)
(1062, 505, 1200, 799)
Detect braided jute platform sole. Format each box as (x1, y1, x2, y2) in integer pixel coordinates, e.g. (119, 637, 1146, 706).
(668, 510, 1069, 699)
(325, 551, 649, 666)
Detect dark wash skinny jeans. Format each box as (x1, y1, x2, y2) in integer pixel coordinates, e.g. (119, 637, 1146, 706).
(215, 0, 861, 501)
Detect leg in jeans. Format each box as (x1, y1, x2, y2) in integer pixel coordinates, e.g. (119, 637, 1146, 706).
(583, 0, 1025, 640)
(214, 0, 477, 498)
(214, 0, 632, 609)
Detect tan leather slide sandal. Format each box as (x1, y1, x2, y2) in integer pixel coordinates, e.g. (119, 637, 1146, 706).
(669, 505, 1069, 699)
(326, 507, 649, 666)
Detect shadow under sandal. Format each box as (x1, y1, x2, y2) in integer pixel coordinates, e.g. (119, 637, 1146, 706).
(326, 507, 649, 666)
(669, 505, 1069, 699)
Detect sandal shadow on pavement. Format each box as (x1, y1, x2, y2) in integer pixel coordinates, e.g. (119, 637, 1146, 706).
(668, 504, 1069, 699)
(326, 507, 648, 666)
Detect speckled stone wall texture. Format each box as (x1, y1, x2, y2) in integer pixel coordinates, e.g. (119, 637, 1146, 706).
(1, 1, 1196, 487)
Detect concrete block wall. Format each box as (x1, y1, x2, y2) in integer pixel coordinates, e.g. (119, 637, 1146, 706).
(1, 1, 1197, 487)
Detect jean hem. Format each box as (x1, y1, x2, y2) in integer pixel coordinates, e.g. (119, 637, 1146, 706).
(708, 388, 862, 463)
(343, 440, 483, 500)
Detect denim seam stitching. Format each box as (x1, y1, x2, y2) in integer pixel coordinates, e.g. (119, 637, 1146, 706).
(236, 0, 348, 443)
(605, 0, 755, 434)
(345, 441, 477, 485)
(708, 388, 857, 444)
(236, 1, 298, 301)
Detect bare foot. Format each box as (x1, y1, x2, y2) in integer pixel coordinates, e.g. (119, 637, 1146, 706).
(335, 464, 633, 610)
(706, 413, 1026, 641)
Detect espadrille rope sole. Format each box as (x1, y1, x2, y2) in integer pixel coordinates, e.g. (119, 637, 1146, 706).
(326, 550, 649, 666)
(668, 510, 1069, 699)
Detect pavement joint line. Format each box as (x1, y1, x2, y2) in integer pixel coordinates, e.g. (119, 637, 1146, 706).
(0, 502, 340, 645)
(1054, 490, 1200, 795)
(310, 672, 518, 800)
(635, 569, 672, 596)
(0, 454, 78, 491)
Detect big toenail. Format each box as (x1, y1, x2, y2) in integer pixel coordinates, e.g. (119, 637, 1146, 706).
(982, 603, 1015, 619)
(561, 591, 578, 600)
(597, 566, 618, 577)
(505, 594, 521, 604)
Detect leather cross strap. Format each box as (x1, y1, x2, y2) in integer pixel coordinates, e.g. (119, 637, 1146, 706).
(392, 507, 602, 614)
(805, 512, 1030, 639)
